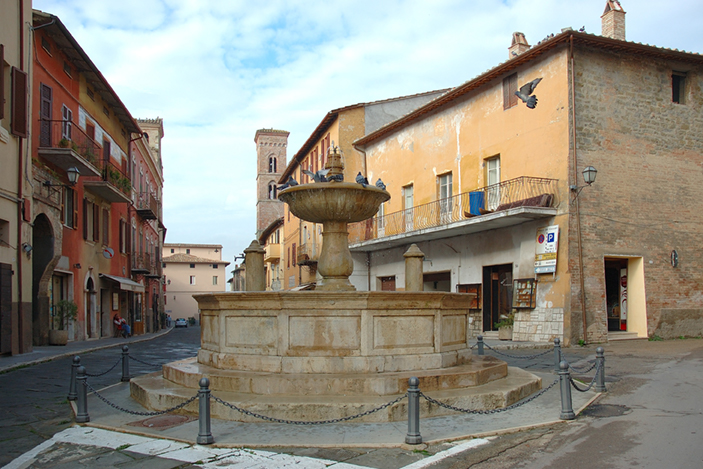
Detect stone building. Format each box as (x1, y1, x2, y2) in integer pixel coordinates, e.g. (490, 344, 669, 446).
(254, 129, 288, 239)
(348, 1, 703, 344)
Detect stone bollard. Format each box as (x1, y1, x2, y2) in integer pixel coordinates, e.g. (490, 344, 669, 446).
(76, 365, 90, 423)
(477, 335, 484, 355)
(68, 356, 80, 401)
(405, 377, 422, 445)
(244, 240, 266, 292)
(595, 347, 607, 392)
(403, 244, 425, 292)
(553, 338, 562, 373)
(559, 361, 575, 420)
(121, 345, 130, 382)
(197, 377, 214, 445)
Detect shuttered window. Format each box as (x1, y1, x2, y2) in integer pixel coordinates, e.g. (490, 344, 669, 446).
(82, 199, 88, 239)
(93, 203, 100, 242)
(0, 45, 4, 120)
(503, 73, 518, 110)
(103, 209, 110, 245)
(39, 83, 52, 146)
(11, 67, 29, 138)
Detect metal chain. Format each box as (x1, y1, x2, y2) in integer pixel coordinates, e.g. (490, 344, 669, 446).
(420, 378, 559, 415)
(211, 393, 407, 425)
(84, 380, 198, 416)
(569, 361, 601, 393)
(84, 357, 122, 377)
(129, 356, 164, 368)
(567, 360, 596, 374)
(482, 343, 554, 360)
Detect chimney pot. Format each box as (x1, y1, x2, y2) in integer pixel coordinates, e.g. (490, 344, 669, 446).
(601, 0, 626, 41)
(508, 32, 530, 58)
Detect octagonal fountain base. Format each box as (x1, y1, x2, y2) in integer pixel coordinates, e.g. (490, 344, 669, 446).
(131, 291, 542, 422)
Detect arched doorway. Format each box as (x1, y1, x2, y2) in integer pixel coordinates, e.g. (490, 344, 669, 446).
(32, 214, 56, 345)
(85, 276, 97, 339)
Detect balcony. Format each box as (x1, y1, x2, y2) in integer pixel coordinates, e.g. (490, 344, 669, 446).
(37, 119, 102, 178)
(297, 243, 319, 266)
(83, 160, 132, 204)
(136, 192, 159, 220)
(264, 243, 281, 263)
(132, 252, 152, 275)
(349, 176, 559, 252)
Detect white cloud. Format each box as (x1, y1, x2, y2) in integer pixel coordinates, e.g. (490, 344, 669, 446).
(33, 0, 703, 276)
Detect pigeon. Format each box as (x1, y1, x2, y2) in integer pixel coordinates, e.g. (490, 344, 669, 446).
(356, 172, 369, 188)
(278, 176, 298, 190)
(328, 173, 344, 182)
(578, 26, 586, 32)
(375, 178, 386, 191)
(302, 168, 330, 183)
(515, 77, 543, 109)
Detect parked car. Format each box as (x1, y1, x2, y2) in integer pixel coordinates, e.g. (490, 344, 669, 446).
(175, 318, 188, 328)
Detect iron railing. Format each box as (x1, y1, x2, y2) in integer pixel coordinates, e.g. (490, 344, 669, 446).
(99, 160, 132, 197)
(135, 192, 159, 219)
(297, 243, 318, 265)
(38, 119, 103, 170)
(349, 177, 558, 243)
(132, 252, 153, 273)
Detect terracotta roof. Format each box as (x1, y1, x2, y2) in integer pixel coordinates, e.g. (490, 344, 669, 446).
(162, 253, 230, 265)
(259, 217, 284, 245)
(278, 89, 451, 184)
(354, 30, 703, 148)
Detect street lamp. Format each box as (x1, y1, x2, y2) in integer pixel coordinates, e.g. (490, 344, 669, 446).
(570, 165, 597, 203)
(44, 167, 80, 188)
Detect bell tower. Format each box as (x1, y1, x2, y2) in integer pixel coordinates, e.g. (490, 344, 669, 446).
(254, 129, 289, 238)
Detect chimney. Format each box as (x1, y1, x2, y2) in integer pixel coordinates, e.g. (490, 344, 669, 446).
(601, 0, 626, 41)
(509, 32, 530, 59)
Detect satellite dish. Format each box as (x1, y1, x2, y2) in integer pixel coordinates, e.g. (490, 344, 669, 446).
(103, 247, 115, 259)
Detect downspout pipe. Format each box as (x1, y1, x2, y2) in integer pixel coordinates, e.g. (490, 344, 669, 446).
(17, 0, 26, 353)
(570, 35, 589, 343)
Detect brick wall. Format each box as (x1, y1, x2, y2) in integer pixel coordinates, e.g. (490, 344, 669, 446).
(255, 131, 288, 236)
(571, 45, 703, 341)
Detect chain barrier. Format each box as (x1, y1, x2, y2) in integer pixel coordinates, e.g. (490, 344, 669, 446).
(569, 362, 602, 393)
(129, 356, 164, 368)
(84, 356, 122, 377)
(420, 378, 559, 415)
(84, 380, 198, 416)
(211, 393, 407, 425)
(567, 360, 596, 374)
(482, 343, 554, 360)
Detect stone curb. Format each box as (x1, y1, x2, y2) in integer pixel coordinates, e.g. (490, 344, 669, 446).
(0, 327, 174, 374)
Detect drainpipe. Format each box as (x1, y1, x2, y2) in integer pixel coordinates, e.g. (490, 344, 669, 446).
(367, 252, 371, 291)
(16, 0, 26, 352)
(570, 35, 588, 344)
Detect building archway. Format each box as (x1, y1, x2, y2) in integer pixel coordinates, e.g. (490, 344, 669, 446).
(85, 275, 97, 339)
(32, 214, 59, 345)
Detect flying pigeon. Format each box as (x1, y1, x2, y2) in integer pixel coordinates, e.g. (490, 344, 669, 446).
(278, 176, 298, 190)
(375, 178, 386, 191)
(302, 168, 330, 183)
(356, 172, 369, 188)
(515, 77, 543, 109)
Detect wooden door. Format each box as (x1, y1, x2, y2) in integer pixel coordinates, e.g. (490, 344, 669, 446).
(482, 264, 512, 331)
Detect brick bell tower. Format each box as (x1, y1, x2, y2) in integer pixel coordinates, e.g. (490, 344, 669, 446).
(254, 128, 289, 239)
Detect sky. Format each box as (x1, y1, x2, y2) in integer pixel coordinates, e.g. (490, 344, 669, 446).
(33, 0, 703, 279)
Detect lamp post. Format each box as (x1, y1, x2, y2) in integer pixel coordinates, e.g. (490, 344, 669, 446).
(570, 165, 597, 203)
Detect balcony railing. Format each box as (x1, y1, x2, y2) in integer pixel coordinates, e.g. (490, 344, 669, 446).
(83, 160, 132, 203)
(297, 243, 318, 265)
(135, 192, 159, 220)
(132, 252, 152, 274)
(264, 243, 281, 262)
(38, 119, 103, 176)
(349, 176, 558, 244)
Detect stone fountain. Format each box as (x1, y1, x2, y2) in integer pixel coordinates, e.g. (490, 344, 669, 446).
(131, 146, 541, 422)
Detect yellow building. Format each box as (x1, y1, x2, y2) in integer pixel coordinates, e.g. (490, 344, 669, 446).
(350, 1, 703, 344)
(278, 91, 448, 290)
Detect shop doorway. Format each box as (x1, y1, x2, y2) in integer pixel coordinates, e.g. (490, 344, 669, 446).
(482, 264, 512, 331)
(604, 256, 647, 337)
(605, 259, 627, 332)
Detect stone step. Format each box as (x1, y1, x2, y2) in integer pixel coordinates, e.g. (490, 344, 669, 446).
(160, 355, 508, 397)
(130, 366, 542, 423)
(608, 331, 643, 341)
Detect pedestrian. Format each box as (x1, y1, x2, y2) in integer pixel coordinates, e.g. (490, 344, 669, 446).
(113, 314, 122, 338)
(120, 317, 131, 338)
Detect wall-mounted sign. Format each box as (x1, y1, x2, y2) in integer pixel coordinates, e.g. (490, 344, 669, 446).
(103, 247, 114, 259)
(535, 225, 559, 274)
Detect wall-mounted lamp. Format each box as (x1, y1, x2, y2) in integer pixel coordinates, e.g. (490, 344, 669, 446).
(570, 166, 597, 203)
(21, 243, 32, 259)
(44, 167, 80, 188)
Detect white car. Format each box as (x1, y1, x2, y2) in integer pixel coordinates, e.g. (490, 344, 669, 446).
(174, 318, 188, 328)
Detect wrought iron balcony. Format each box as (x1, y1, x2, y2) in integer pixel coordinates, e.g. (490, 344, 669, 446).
(131, 252, 152, 274)
(83, 160, 132, 203)
(37, 119, 102, 177)
(297, 243, 318, 266)
(136, 192, 159, 220)
(348, 176, 559, 251)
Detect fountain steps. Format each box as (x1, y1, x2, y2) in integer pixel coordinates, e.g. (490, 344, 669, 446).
(130, 366, 542, 423)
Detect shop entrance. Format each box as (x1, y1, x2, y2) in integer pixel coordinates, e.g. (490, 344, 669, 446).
(605, 259, 627, 331)
(603, 256, 647, 337)
(482, 264, 513, 332)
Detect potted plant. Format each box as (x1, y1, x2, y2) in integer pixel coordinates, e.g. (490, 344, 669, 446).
(49, 299, 78, 346)
(58, 138, 70, 148)
(495, 311, 515, 341)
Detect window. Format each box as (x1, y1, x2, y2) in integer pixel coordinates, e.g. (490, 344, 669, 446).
(86, 122, 95, 141)
(41, 37, 51, 55)
(87, 87, 94, 100)
(63, 61, 72, 78)
(486, 157, 501, 210)
(672, 72, 686, 104)
(0, 45, 4, 120)
(287, 247, 290, 268)
(186, 248, 190, 254)
(292, 243, 297, 266)
(269, 156, 277, 173)
(378, 202, 386, 237)
(103, 106, 109, 117)
(10, 67, 28, 137)
(212, 276, 218, 285)
(62, 187, 77, 228)
(503, 73, 518, 110)
(119, 219, 127, 253)
(61, 105, 72, 140)
(403, 185, 414, 232)
(170, 248, 174, 253)
(39, 83, 52, 146)
(102, 208, 109, 245)
(190, 275, 196, 285)
(82, 199, 100, 242)
(268, 182, 277, 199)
(190, 264, 195, 268)
(213, 264, 218, 269)
(438, 173, 453, 222)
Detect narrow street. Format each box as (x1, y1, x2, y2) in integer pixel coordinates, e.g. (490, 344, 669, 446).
(0, 327, 200, 467)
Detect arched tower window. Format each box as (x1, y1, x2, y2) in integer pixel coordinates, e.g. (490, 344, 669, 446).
(268, 182, 277, 199)
(268, 157, 277, 173)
